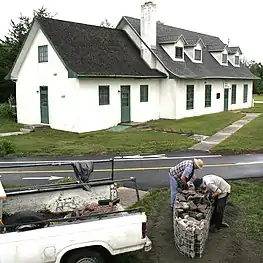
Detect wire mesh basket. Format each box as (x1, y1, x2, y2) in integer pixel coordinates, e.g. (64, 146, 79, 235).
(173, 190, 214, 258)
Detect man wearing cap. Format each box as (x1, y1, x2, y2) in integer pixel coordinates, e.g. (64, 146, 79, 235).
(169, 158, 204, 209)
(193, 174, 231, 233)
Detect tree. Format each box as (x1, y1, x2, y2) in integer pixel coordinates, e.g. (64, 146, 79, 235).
(0, 7, 56, 102)
(248, 61, 263, 94)
(100, 19, 114, 28)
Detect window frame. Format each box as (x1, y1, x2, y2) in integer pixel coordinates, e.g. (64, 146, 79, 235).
(222, 53, 228, 64)
(98, 85, 110, 106)
(186, 85, 194, 110)
(140, 85, 149, 102)
(205, 84, 212, 108)
(235, 55, 240, 65)
(194, 49, 202, 61)
(231, 84, 237, 104)
(243, 84, 248, 103)
(175, 46, 184, 59)
(38, 45, 48, 63)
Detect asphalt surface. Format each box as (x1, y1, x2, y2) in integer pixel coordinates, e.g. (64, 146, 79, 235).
(0, 151, 263, 190)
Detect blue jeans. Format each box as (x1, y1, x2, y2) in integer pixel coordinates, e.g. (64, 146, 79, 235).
(169, 174, 177, 208)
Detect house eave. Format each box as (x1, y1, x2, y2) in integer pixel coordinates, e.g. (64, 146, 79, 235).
(76, 74, 166, 79)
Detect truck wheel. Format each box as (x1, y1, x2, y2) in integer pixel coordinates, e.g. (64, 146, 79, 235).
(66, 250, 105, 263)
(4, 211, 48, 231)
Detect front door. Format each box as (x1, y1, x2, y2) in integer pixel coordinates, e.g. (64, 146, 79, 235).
(224, 89, 229, 111)
(40, 86, 49, 124)
(121, 86, 131, 123)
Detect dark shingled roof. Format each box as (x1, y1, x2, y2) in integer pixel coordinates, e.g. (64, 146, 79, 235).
(36, 17, 165, 78)
(123, 16, 258, 80)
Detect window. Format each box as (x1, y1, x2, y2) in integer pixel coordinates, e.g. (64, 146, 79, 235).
(99, 86, 110, 105)
(194, 49, 202, 61)
(231, 84, 237, 104)
(216, 93, 220, 99)
(186, 85, 194, 110)
(140, 85, 148, 102)
(235, 55, 240, 65)
(38, 45, 48, 63)
(222, 53, 227, 64)
(205, 84, 212, 107)
(243, 84, 248, 103)
(175, 47, 183, 59)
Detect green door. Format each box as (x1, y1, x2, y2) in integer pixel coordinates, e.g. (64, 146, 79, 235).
(224, 89, 229, 111)
(40, 86, 49, 124)
(121, 85, 131, 123)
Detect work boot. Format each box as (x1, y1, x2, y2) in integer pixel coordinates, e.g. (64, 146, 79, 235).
(221, 222, 229, 228)
(210, 225, 220, 233)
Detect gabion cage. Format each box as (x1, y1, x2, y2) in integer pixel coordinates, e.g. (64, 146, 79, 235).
(173, 189, 214, 258)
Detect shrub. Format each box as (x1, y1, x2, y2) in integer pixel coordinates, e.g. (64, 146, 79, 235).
(0, 139, 15, 156)
(0, 103, 13, 119)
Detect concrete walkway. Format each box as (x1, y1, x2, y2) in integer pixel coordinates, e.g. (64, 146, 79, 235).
(118, 187, 148, 208)
(0, 131, 30, 137)
(189, 113, 260, 152)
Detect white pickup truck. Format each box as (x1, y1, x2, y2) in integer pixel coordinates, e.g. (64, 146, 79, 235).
(0, 159, 152, 263)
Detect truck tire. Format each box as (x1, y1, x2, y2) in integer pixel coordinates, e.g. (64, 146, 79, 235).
(4, 211, 48, 231)
(66, 250, 105, 263)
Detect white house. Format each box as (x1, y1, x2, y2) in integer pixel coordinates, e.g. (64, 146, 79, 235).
(7, 1, 259, 133)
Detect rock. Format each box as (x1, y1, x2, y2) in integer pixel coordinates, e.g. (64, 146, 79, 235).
(177, 194, 186, 202)
(189, 201, 198, 210)
(181, 202, 190, 210)
(175, 209, 184, 217)
(195, 213, 205, 221)
(187, 195, 194, 201)
(197, 204, 207, 213)
(189, 211, 198, 218)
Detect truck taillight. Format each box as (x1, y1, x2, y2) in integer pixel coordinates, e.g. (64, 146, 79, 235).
(142, 222, 147, 239)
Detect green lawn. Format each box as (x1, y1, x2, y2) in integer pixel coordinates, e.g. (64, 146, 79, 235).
(145, 111, 245, 136)
(0, 117, 23, 133)
(253, 94, 263, 101)
(240, 102, 263, 113)
(230, 180, 263, 241)
(5, 128, 196, 157)
(212, 103, 263, 154)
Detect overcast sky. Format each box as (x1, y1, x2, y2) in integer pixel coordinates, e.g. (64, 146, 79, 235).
(0, 0, 261, 63)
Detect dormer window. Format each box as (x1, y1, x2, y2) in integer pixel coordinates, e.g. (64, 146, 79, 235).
(235, 55, 240, 65)
(222, 54, 227, 64)
(175, 47, 183, 59)
(194, 49, 202, 61)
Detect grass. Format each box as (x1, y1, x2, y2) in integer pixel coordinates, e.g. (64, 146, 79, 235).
(230, 180, 263, 241)
(253, 94, 263, 101)
(5, 128, 196, 157)
(0, 117, 23, 133)
(212, 103, 263, 154)
(145, 111, 245, 136)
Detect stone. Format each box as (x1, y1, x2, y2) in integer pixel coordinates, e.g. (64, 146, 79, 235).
(196, 213, 205, 221)
(177, 194, 186, 202)
(181, 202, 190, 210)
(189, 201, 198, 211)
(197, 204, 207, 213)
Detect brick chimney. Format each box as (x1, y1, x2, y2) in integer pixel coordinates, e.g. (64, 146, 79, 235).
(141, 1, 157, 49)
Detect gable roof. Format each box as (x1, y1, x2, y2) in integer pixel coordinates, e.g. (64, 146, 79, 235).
(228, 46, 242, 55)
(121, 16, 258, 80)
(8, 17, 166, 80)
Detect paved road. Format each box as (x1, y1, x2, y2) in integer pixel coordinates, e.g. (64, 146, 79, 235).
(0, 151, 263, 190)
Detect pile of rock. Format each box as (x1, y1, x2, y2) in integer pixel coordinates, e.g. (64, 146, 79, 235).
(173, 188, 213, 258)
